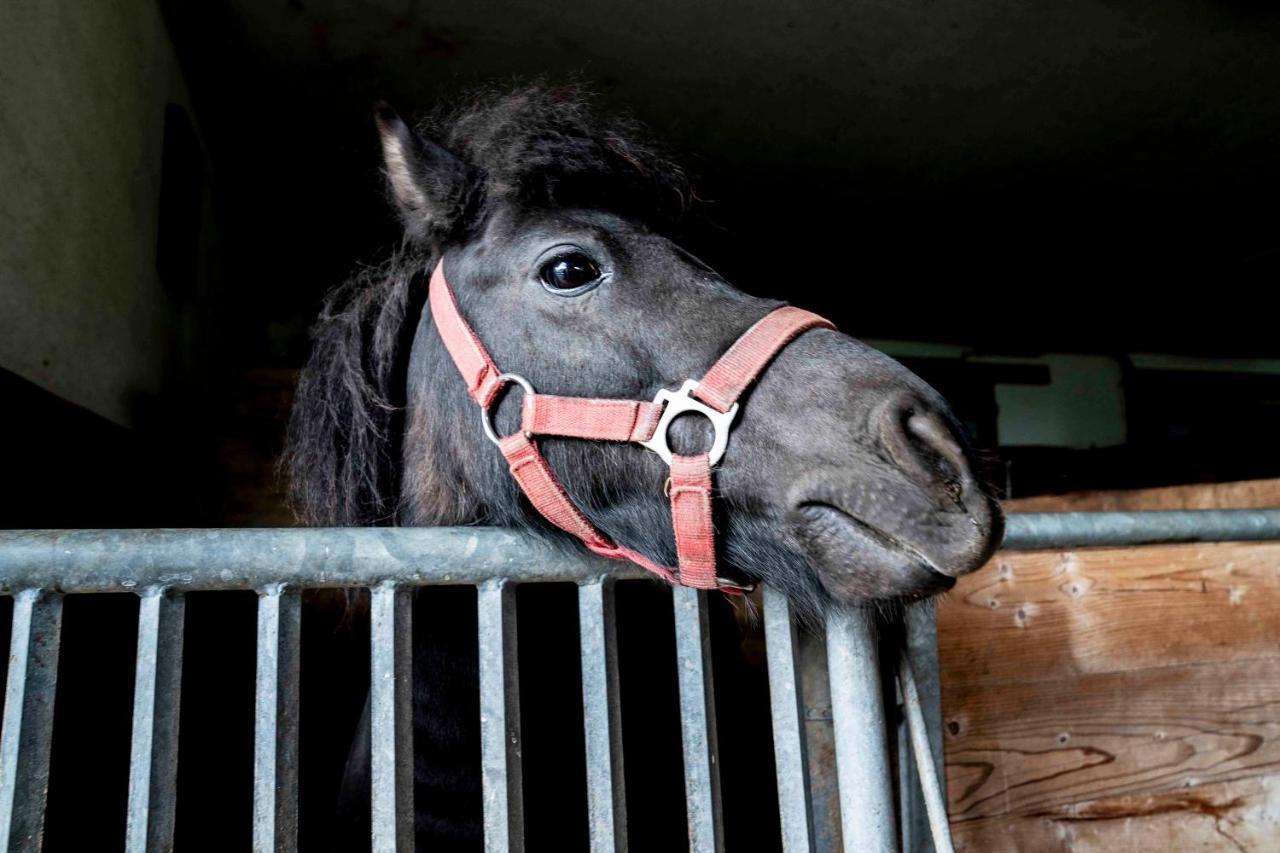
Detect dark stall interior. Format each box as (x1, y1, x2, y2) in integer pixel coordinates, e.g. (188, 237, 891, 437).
(10, 0, 1280, 531)
(2, 1, 1277, 850)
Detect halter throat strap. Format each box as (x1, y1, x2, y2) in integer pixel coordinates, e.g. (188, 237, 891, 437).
(428, 260, 834, 593)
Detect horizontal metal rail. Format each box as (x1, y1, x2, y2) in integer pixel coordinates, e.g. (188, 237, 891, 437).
(2, 510, 1279, 594)
(0, 528, 641, 594)
(1002, 509, 1280, 550)
(1, 509, 1278, 853)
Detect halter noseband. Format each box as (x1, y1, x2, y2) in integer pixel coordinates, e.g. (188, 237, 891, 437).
(429, 260, 834, 594)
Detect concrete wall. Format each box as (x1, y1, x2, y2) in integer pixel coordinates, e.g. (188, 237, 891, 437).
(0, 0, 199, 427)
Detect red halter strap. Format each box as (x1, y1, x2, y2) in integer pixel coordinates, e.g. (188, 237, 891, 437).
(428, 260, 834, 593)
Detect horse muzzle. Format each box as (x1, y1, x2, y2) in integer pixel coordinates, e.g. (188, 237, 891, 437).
(785, 395, 1004, 604)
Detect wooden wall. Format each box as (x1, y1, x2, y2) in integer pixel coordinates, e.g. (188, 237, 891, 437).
(1004, 479, 1280, 513)
(939, 480, 1280, 850)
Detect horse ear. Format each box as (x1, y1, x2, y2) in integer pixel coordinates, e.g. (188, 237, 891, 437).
(374, 103, 474, 238)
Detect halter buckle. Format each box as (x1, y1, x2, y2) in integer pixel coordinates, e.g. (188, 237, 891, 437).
(639, 379, 740, 467)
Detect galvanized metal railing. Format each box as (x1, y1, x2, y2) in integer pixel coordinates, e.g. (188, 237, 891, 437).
(1, 511, 1278, 852)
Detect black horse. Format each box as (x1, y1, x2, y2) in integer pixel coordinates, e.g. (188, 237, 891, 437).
(287, 84, 1001, 849)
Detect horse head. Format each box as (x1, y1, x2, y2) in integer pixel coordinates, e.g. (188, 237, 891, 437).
(289, 86, 1002, 614)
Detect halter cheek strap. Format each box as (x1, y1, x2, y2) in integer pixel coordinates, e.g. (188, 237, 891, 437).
(429, 260, 834, 594)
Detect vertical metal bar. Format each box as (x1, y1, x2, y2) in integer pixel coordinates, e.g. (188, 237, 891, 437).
(904, 607, 945, 801)
(671, 586, 723, 853)
(478, 579, 523, 853)
(253, 584, 301, 853)
(897, 605, 947, 853)
(898, 650, 955, 853)
(763, 586, 814, 853)
(370, 583, 414, 853)
(126, 587, 185, 853)
(825, 608, 895, 853)
(0, 589, 63, 852)
(797, 630, 840, 853)
(578, 578, 627, 853)
(896, 680, 923, 853)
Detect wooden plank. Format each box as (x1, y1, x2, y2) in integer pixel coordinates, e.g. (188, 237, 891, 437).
(938, 541, 1280, 684)
(944, 656, 1280, 820)
(942, 480, 1280, 848)
(1005, 477, 1280, 513)
(951, 775, 1280, 852)
(939, 535, 1280, 848)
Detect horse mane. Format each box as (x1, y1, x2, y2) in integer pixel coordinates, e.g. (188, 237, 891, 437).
(286, 83, 694, 526)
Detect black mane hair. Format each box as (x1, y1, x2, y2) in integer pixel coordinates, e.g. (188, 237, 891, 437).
(286, 83, 695, 526)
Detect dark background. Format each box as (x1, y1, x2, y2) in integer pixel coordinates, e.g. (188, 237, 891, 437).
(163, 0, 1280, 357)
(3, 1, 1278, 850)
(9, 0, 1280, 529)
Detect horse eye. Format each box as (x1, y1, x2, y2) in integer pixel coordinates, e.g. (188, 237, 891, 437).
(539, 253, 602, 294)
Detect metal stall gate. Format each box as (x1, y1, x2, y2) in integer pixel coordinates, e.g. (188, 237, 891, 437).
(1, 511, 1278, 853)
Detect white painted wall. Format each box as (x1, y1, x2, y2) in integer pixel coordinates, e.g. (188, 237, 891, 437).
(0, 1, 196, 426)
(994, 355, 1126, 449)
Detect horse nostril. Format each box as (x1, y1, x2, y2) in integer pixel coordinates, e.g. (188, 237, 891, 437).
(906, 413, 966, 480)
(880, 396, 972, 496)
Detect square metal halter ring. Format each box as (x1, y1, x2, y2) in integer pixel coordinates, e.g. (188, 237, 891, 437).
(639, 379, 741, 466)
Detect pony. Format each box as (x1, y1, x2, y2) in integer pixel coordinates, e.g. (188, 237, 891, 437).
(287, 84, 1001, 848)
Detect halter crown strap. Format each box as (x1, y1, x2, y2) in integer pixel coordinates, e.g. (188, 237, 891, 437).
(429, 260, 833, 593)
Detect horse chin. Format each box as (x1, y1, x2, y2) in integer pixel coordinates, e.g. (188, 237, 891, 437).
(789, 502, 958, 605)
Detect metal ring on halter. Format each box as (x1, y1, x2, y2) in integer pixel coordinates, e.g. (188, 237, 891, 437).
(481, 373, 535, 446)
(639, 379, 741, 467)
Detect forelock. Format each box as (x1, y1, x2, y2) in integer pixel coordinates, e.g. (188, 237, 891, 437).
(420, 83, 694, 231)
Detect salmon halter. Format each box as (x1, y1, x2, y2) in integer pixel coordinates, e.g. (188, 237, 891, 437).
(429, 260, 835, 594)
